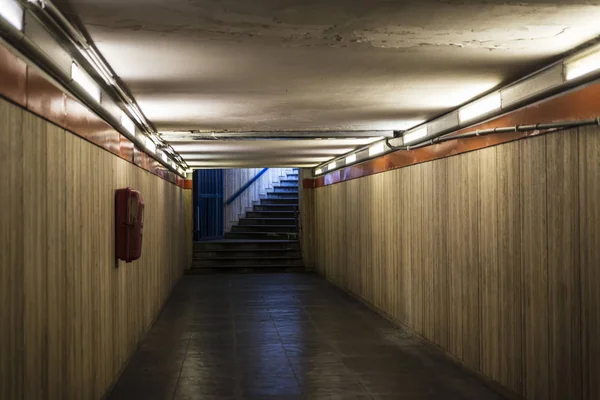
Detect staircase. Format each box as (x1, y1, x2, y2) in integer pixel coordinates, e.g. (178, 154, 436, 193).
(189, 169, 303, 272)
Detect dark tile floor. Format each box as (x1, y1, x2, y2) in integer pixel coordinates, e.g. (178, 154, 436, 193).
(108, 273, 506, 400)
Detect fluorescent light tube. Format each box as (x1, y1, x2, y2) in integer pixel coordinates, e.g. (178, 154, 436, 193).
(403, 127, 428, 145)
(565, 45, 600, 81)
(71, 63, 101, 102)
(120, 112, 135, 135)
(315, 168, 323, 175)
(161, 152, 169, 163)
(458, 93, 501, 123)
(369, 142, 385, 157)
(346, 154, 357, 164)
(0, 0, 24, 30)
(328, 161, 337, 171)
(144, 137, 156, 153)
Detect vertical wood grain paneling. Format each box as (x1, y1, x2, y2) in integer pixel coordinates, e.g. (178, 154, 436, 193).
(420, 162, 435, 342)
(496, 141, 523, 394)
(446, 152, 480, 369)
(23, 111, 49, 400)
(0, 99, 24, 400)
(304, 128, 600, 400)
(431, 158, 449, 350)
(579, 125, 600, 400)
(478, 147, 500, 381)
(0, 96, 186, 400)
(546, 133, 582, 399)
(520, 137, 549, 400)
(46, 122, 67, 400)
(184, 189, 193, 269)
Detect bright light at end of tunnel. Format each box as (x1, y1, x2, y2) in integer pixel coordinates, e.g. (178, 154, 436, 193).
(403, 127, 428, 145)
(0, 0, 24, 30)
(369, 142, 385, 157)
(346, 154, 357, 164)
(458, 93, 501, 124)
(71, 63, 101, 102)
(566, 45, 600, 81)
(328, 161, 337, 171)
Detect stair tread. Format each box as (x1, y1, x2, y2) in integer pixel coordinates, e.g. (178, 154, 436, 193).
(195, 249, 299, 253)
(242, 218, 296, 220)
(190, 264, 302, 269)
(195, 239, 297, 243)
(196, 256, 302, 260)
(236, 224, 297, 228)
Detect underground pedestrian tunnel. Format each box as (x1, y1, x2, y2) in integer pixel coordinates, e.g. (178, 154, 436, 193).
(1, 0, 600, 399)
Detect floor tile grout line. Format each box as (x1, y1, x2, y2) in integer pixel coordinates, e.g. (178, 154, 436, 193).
(170, 331, 192, 400)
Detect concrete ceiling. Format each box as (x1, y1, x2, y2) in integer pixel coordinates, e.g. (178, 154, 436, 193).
(58, 0, 600, 167)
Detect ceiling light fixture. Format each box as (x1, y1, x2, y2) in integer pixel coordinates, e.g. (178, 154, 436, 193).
(120, 112, 135, 135)
(459, 93, 501, 124)
(144, 137, 157, 153)
(403, 127, 428, 145)
(346, 154, 357, 164)
(565, 44, 600, 81)
(315, 168, 323, 175)
(71, 63, 101, 102)
(0, 0, 24, 30)
(369, 142, 385, 157)
(328, 161, 337, 171)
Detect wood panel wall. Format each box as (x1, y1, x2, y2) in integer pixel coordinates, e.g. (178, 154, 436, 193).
(0, 97, 186, 400)
(183, 189, 193, 269)
(303, 127, 600, 400)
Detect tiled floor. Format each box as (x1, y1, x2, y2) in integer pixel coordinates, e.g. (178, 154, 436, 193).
(108, 273, 506, 400)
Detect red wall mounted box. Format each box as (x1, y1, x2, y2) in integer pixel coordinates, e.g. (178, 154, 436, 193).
(115, 188, 145, 263)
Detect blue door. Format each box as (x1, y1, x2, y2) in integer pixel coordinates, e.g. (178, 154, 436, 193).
(193, 169, 224, 241)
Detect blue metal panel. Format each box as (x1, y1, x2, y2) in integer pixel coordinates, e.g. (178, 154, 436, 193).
(193, 169, 224, 241)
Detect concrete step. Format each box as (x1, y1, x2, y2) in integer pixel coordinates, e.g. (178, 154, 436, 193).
(265, 192, 298, 198)
(224, 231, 299, 240)
(231, 225, 298, 233)
(246, 210, 296, 218)
(194, 248, 302, 258)
(239, 218, 296, 226)
(253, 204, 297, 212)
(194, 240, 299, 251)
(279, 179, 298, 185)
(193, 256, 303, 267)
(261, 198, 299, 205)
(186, 266, 306, 274)
(286, 173, 299, 178)
(272, 186, 299, 193)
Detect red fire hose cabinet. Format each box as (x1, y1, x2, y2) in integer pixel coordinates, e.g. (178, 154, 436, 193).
(115, 188, 145, 263)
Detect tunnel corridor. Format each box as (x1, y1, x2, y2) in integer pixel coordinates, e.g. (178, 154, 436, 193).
(108, 274, 505, 400)
(3, 0, 600, 399)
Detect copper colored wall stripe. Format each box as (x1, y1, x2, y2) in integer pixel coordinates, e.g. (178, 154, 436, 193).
(307, 81, 600, 189)
(0, 45, 27, 107)
(183, 180, 193, 189)
(0, 41, 183, 187)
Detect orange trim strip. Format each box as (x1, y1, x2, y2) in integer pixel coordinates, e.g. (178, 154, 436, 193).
(309, 81, 600, 188)
(0, 42, 183, 187)
(183, 180, 193, 189)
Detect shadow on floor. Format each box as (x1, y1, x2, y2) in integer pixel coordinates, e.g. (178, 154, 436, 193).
(107, 273, 506, 400)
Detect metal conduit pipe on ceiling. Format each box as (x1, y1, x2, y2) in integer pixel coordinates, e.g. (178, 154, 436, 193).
(313, 117, 600, 176)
